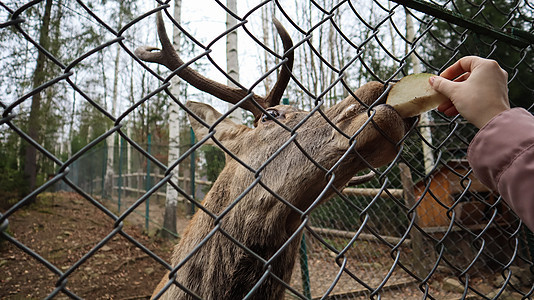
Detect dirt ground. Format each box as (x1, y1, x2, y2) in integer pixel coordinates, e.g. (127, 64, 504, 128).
(1, 192, 177, 299)
(1, 192, 526, 299)
(0, 191, 432, 299)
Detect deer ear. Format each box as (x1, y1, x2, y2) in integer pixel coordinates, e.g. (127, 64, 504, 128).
(186, 101, 250, 147)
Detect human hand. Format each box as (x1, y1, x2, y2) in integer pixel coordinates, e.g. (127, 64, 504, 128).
(429, 56, 510, 128)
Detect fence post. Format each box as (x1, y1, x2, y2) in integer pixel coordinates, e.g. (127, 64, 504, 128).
(300, 233, 311, 299)
(284, 97, 312, 298)
(101, 146, 107, 199)
(145, 133, 151, 232)
(90, 159, 94, 195)
(118, 136, 124, 213)
(190, 127, 196, 215)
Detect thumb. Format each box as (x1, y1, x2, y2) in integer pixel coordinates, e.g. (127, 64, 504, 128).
(429, 76, 456, 98)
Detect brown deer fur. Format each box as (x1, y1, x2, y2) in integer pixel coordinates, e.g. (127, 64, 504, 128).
(136, 11, 409, 300)
(151, 82, 407, 299)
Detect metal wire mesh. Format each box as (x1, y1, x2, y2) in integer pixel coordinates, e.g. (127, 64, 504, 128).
(1, 0, 534, 299)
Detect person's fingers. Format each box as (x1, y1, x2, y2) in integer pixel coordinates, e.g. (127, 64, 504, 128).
(437, 100, 454, 112)
(429, 76, 457, 98)
(502, 69, 508, 79)
(439, 56, 477, 79)
(443, 106, 459, 117)
(453, 72, 470, 82)
(437, 101, 459, 116)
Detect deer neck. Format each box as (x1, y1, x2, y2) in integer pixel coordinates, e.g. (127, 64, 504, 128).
(169, 164, 302, 300)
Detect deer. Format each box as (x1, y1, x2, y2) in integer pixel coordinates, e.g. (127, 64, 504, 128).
(135, 10, 412, 300)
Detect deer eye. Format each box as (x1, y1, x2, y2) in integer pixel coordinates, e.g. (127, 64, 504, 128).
(261, 109, 281, 123)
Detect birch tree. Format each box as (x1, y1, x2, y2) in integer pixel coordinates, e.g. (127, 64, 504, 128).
(225, 0, 242, 122)
(405, 8, 434, 174)
(261, 4, 272, 95)
(163, 0, 183, 239)
(104, 2, 127, 198)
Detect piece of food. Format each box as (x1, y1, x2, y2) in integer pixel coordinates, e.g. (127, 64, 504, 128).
(387, 73, 449, 118)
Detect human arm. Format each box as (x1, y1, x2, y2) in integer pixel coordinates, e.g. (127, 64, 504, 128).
(467, 108, 534, 231)
(429, 56, 534, 231)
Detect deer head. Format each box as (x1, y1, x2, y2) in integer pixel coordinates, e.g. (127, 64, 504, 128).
(136, 11, 410, 300)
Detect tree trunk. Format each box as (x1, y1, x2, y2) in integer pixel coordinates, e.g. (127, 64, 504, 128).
(24, 0, 53, 199)
(261, 4, 272, 94)
(405, 8, 434, 174)
(399, 163, 435, 277)
(104, 6, 125, 198)
(226, 0, 242, 122)
(162, 0, 183, 239)
(328, 15, 336, 107)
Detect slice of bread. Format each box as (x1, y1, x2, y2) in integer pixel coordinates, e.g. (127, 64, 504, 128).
(387, 73, 448, 118)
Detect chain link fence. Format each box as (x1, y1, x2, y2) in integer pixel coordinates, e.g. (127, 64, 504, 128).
(1, 0, 534, 299)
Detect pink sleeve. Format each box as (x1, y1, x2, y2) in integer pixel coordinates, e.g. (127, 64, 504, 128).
(467, 108, 534, 231)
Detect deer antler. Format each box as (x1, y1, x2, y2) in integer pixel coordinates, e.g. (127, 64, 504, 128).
(135, 11, 294, 122)
(263, 18, 293, 108)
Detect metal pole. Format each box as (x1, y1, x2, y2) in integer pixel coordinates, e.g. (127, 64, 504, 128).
(90, 158, 94, 195)
(190, 127, 196, 215)
(145, 133, 151, 232)
(118, 137, 124, 213)
(300, 233, 311, 299)
(287, 96, 311, 298)
(101, 145, 107, 199)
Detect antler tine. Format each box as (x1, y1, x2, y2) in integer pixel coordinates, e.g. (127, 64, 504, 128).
(135, 11, 263, 118)
(264, 18, 294, 108)
(135, 11, 294, 123)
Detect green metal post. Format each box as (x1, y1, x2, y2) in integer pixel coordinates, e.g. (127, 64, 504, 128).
(101, 145, 107, 199)
(90, 161, 94, 196)
(118, 137, 124, 213)
(300, 233, 312, 299)
(289, 95, 311, 298)
(145, 133, 151, 232)
(190, 127, 196, 215)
